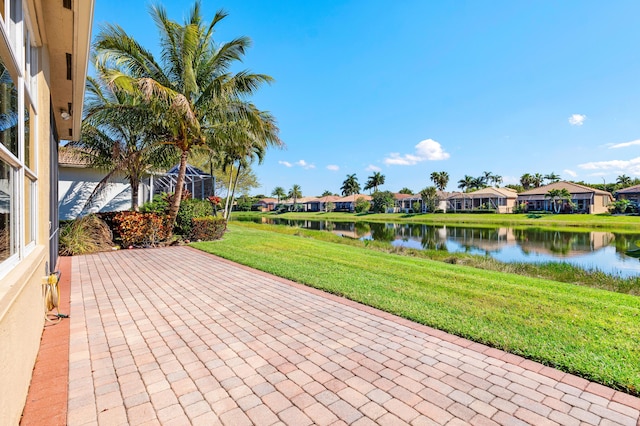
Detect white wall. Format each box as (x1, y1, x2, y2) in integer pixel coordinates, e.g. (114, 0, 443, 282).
(58, 167, 150, 220)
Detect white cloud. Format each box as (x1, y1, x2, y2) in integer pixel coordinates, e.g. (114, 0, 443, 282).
(365, 164, 381, 172)
(568, 114, 586, 126)
(295, 159, 315, 169)
(563, 169, 577, 178)
(383, 139, 450, 166)
(278, 160, 292, 167)
(326, 164, 340, 171)
(608, 139, 640, 149)
(578, 157, 640, 175)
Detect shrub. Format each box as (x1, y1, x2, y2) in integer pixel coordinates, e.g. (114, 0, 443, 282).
(140, 194, 169, 214)
(190, 216, 227, 241)
(371, 191, 394, 213)
(175, 198, 212, 236)
(354, 197, 371, 213)
(412, 202, 421, 213)
(113, 211, 170, 247)
(59, 214, 113, 256)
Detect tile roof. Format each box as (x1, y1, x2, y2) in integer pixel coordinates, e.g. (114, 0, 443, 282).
(518, 181, 613, 197)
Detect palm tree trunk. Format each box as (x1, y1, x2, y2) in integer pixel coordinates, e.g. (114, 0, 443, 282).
(223, 163, 235, 219)
(225, 163, 243, 220)
(168, 150, 188, 228)
(130, 175, 140, 212)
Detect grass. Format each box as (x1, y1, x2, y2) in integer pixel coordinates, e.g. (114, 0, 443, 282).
(223, 221, 640, 295)
(233, 211, 640, 232)
(192, 223, 640, 395)
(59, 215, 114, 255)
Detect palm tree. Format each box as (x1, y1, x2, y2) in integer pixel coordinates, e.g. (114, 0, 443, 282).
(321, 190, 334, 196)
(288, 184, 302, 210)
(492, 174, 503, 187)
(532, 173, 544, 188)
(457, 175, 474, 192)
(544, 172, 561, 184)
(74, 75, 174, 212)
(617, 174, 632, 187)
(271, 186, 286, 202)
(471, 176, 486, 191)
(364, 172, 385, 193)
(545, 188, 572, 213)
(93, 2, 277, 228)
(420, 186, 438, 212)
(341, 174, 360, 196)
(430, 171, 449, 191)
(520, 173, 532, 190)
(398, 187, 413, 194)
(482, 171, 494, 186)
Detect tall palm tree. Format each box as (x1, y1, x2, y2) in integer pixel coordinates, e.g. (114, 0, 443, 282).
(364, 172, 385, 193)
(341, 174, 360, 196)
(520, 173, 532, 190)
(492, 174, 503, 187)
(532, 173, 544, 188)
(74, 75, 174, 212)
(288, 184, 302, 209)
(458, 175, 474, 192)
(271, 186, 286, 202)
(482, 171, 494, 186)
(617, 174, 632, 187)
(471, 176, 486, 191)
(544, 172, 561, 184)
(430, 171, 449, 191)
(93, 2, 277, 228)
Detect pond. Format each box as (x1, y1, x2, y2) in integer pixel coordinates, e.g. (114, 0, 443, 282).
(241, 218, 640, 277)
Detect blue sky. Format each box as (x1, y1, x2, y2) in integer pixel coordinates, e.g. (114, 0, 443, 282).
(92, 0, 640, 196)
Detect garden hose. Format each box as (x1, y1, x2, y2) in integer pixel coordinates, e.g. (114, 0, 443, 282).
(43, 272, 65, 324)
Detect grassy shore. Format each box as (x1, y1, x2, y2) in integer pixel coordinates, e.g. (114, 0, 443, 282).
(222, 221, 640, 295)
(233, 211, 640, 232)
(192, 223, 640, 395)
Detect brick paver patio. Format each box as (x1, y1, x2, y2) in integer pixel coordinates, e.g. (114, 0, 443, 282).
(32, 247, 640, 425)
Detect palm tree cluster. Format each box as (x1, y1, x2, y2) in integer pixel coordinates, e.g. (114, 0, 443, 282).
(520, 172, 561, 190)
(364, 172, 385, 193)
(456, 171, 502, 192)
(79, 2, 282, 227)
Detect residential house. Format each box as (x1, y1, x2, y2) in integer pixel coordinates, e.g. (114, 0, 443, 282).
(0, 1, 94, 423)
(303, 195, 341, 212)
(447, 187, 517, 213)
(615, 184, 640, 207)
(253, 197, 278, 212)
(517, 181, 613, 214)
(333, 194, 372, 212)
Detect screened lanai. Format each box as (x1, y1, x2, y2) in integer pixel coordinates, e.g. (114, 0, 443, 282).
(151, 164, 215, 200)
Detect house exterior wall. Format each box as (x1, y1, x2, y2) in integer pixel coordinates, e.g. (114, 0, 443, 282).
(58, 167, 150, 220)
(0, 1, 93, 423)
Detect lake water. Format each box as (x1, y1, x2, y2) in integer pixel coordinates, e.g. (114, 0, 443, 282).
(243, 218, 640, 277)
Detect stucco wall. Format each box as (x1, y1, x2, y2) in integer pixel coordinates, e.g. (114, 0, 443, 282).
(0, 248, 47, 425)
(58, 167, 150, 220)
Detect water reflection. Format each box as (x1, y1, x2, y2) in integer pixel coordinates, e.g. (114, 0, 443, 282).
(244, 217, 640, 277)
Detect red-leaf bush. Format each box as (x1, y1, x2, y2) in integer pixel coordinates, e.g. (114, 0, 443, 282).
(190, 216, 226, 241)
(113, 211, 170, 247)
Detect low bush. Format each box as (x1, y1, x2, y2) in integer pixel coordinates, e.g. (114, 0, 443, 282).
(140, 194, 169, 214)
(175, 198, 212, 236)
(190, 216, 227, 241)
(113, 211, 170, 247)
(354, 197, 371, 213)
(59, 214, 113, 255)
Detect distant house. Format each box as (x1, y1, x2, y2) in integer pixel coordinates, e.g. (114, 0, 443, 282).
(304, 195, 342, 212)
(517, 181, 613, 214)
(333, 194, 372, 212)
(615, 184, 640, 206)
(253, 197, 278, 212)
(392, 192, 448, 213)
(447, 187, 517, 213)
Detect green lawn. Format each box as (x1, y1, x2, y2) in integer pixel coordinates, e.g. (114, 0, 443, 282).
(192, 223, 640, 395)
(234, 211, 640, 232)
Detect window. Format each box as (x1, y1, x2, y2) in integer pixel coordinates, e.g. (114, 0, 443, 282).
(0, 157, 13, 262)
(0, 63, 18, 157)
(24, 175, 34, 245)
